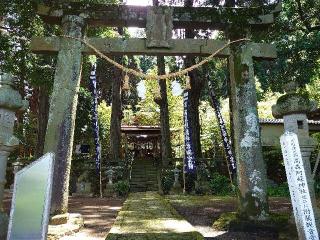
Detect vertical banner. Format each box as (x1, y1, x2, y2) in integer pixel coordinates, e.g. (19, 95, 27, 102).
(280, 132, 319, 240)
(183, 91, 196, 173)
(89, 64, 103, 197)
(208, 88, 236, 180)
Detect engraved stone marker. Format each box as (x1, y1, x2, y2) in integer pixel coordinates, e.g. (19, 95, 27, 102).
(280, 132, 319, 240)
(7, 153, 55, 240)
(146, 7, 173, 48)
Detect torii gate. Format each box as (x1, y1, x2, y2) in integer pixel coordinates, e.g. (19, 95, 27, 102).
(30, 2, 280, 219)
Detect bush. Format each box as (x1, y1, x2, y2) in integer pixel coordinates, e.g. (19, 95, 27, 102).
(113, 180, 130, 197)
(267, 182, 290, 197)
(195, 181, 211, 195)
(161, 169, 174, 194)
(209, 172, 233, 195)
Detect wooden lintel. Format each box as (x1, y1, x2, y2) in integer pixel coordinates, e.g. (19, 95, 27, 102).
(30, 37, 277, 59)
(37, 3, 281, 30)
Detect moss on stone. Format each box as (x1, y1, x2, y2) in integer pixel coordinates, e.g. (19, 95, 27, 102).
(213, 212, 290, 233)
(238, 191, 269, 220)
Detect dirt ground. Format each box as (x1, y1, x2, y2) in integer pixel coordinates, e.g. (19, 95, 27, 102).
(3, 192, 295, 240)
(3, 191, 124, 240)
(168, 196, 294, 240)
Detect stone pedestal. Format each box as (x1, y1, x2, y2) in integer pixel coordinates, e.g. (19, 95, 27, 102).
(272, 87, 320, 228)
(104, 184, 115, 197)
(0, 73, 25, 239)
(73, 181, 93, 197)
(10, 161, 23, 191)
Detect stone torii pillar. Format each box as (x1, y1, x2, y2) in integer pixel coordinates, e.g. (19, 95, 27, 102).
(43, 15, 85, 215)
(0, 73, 26, 239)
(229, 43, 269, 220)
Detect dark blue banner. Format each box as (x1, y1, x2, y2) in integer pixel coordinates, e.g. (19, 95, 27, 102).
(183, 91, 196, 173)
(208, 85, 236, 180)
(89, 64, 102, 172)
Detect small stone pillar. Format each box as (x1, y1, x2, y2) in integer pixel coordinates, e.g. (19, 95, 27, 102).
(0, 73, 26, 239)
(106, 169, 115, 185)
(171, 168, 182, 193)
(272, 82, 319, 226)
(173, 168, 181, 188)
(10, 160, 23, 190)
(43, 15, 85, 214)
(229, 43, 269, 220)
(104, 169, 115, 197)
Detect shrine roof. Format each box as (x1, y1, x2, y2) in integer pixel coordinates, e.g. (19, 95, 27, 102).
(307, 108, 320, 121)
(121, 125, 161, 135)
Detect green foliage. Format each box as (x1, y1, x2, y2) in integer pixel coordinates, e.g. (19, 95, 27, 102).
(255, 0, 320, 95)
(98, 101, 112, 156)
(161, 168, 174, 195)
(113, 180, 130, 197)
(267, 182, 290, 197)
(209, 172, 233, 196)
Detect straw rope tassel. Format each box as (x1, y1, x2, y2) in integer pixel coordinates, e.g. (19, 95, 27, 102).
(122, 72, 130, 91)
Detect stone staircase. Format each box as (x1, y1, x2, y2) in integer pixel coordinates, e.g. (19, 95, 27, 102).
(130, 158, 159, 192)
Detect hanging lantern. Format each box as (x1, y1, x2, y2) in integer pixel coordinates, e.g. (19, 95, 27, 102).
(185, 74, 191, 90)
(122, 73, 130, 91)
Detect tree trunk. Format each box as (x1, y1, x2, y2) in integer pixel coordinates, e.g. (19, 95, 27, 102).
(36, 85, 49, 158)
(183, 3, 204, 159)
(110, 58, 123, 162)
(155, 56, 172, 166)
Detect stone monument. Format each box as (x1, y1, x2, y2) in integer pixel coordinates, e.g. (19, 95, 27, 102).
(146, 6, 173, 48)
(73, 173, 93, 197)
(272, 82, 319, 226)
(280, 133, 319, 240)
(0, 73, 26, 239)
(7, 153, 55, 240)
(104, 169, 115, 197)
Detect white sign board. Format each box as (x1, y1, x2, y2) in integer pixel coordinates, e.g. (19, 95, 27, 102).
(7, 153, 55, 240)
(280, 132, 319, 240)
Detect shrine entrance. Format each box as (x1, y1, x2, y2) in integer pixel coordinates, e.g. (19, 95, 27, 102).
(31, 1, 281, 220)
(121, 125, 161, 192)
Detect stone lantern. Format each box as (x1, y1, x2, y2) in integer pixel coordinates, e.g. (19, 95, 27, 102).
(0, 73, 26, 238)
(104, 168, 116, 197)
(272, 81, 319, 225)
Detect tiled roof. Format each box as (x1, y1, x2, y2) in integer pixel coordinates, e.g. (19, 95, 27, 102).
(259, 118, 320, 125)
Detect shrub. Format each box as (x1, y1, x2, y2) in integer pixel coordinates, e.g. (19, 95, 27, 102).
(209, 172, 233, 195)
(267, 182, 290, 197)
(113, 180, 130, 197)
(161, 169, 174, 194)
